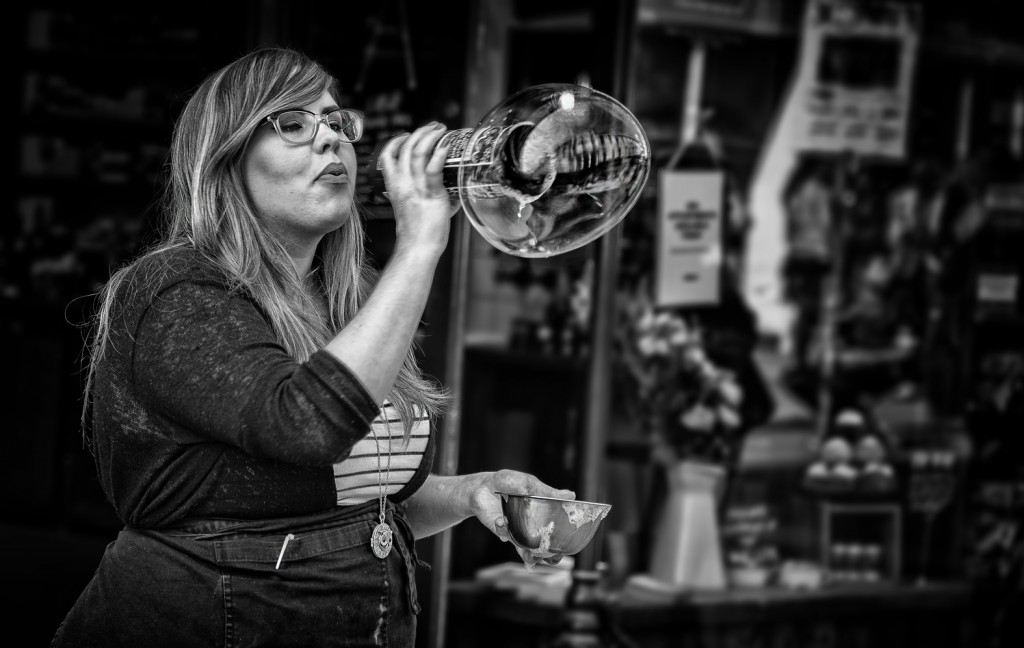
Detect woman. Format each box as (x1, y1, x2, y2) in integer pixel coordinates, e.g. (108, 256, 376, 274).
(52, 47, 572, 647)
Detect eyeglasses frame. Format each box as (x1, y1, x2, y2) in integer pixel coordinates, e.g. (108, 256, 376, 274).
(264, 108, 364, 144)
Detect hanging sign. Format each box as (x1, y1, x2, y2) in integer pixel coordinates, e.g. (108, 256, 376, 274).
(655, 170, 724, 307)
(790, 0, 919, 158)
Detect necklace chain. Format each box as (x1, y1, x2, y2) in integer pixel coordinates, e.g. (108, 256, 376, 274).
(373, 406, 393, 525)
(368, 406, 395, 559)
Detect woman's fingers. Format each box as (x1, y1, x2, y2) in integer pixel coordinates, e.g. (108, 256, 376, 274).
(470, 471, 579, 570)
(472, 484, 510, 542)
(397, 122, 447, 187)
(380, 122, 448, 197)
(492, 514, 511, 543)
(411, 122, 444, 158)
(491, 469, 575, 501)
(472, 470, 576, 545)
(379, 133, 410, 177)
(379, 122, 455, 253)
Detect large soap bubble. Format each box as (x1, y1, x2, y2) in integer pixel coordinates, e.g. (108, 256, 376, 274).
(446, 83, 650, 258)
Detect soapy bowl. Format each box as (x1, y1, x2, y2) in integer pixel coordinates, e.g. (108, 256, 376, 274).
(496, 492, 612, 557)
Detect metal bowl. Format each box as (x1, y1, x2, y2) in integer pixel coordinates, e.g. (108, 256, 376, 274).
(496, 492, 612, 557)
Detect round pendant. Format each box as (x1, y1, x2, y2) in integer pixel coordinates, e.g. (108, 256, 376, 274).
(371, 522, 393, 559)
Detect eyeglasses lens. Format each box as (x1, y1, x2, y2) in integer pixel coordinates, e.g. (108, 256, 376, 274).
(330, 110, 363, 142)
(276, 112, 313, 143)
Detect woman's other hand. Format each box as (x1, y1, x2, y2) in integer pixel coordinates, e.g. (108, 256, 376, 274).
(471, 469, 576, 569)
(379, 123, 460, 256)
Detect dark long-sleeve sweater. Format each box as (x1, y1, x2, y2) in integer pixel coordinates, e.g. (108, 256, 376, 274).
(90, 245, 387, 528)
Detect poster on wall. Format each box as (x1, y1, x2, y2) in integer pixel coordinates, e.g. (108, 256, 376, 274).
(655, 170, 724, 307)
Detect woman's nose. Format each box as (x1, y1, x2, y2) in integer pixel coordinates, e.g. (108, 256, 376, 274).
(316, 123, 342, 153)
(314, 116, 350, 152)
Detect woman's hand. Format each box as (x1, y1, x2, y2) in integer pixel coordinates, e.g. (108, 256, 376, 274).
(379, 122, 460, 256)
(470, 469, 576, 569)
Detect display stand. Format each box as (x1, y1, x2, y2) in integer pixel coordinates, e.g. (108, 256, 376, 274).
(819, 501, 902, 583)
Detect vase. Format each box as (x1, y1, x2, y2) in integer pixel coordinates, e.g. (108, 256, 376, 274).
(647, 459, 727, 590)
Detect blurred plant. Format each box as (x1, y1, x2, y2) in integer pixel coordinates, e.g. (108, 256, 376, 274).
(617, 297, 744, 465)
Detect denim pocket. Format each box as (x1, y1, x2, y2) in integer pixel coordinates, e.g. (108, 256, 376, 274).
(212, 521, 367, 566)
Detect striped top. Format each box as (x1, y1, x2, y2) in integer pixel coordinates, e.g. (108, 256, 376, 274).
(333, 403, 431, 506)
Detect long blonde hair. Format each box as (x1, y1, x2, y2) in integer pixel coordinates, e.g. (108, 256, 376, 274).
(83, 47, 448, 445)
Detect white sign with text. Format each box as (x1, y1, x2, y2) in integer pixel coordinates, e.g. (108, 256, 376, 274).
(655, 170, 723, 307)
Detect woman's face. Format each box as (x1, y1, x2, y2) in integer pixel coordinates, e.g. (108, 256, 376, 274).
(243, 89, 358, 252)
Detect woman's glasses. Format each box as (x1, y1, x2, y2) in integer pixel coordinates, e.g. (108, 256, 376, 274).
(265, 109, 364, 144)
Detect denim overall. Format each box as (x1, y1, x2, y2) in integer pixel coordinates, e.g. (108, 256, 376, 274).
(51, 500, 424, 647)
